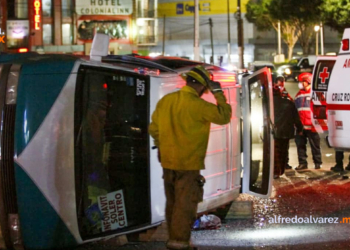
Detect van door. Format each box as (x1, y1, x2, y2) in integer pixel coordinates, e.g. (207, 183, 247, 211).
(241, 68, 274, 198)
(74, 65, 151, 239)
(310, 57, 336, 133)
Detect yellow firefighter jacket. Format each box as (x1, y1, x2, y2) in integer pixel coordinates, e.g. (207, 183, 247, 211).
(148, 85, 232, 170)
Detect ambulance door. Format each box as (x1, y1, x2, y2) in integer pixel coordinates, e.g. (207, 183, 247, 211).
(242, 68, 274, 198)
(311, 57, 336, 133)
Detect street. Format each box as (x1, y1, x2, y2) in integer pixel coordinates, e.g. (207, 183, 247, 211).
(71, 81, 350, 249)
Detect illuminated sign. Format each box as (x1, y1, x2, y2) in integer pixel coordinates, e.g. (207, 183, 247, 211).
(76, 0, 133, 15)
(34, 0, 41, 30)
(159, 0, 249, 17)
(0, 28, 5, 43)
(6, 20, 30, 49)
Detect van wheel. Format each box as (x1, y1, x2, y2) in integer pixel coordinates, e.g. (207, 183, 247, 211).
(211, 201, 233, 220)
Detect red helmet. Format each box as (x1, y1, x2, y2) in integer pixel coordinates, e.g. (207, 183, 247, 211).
(298, 72, 312, 84)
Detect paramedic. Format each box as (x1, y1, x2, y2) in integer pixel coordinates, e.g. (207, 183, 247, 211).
(273, 76, 303, 178)
(331, 151, 350, 172)
(149, 66, 231, 250)
(294, 73, 323, 170)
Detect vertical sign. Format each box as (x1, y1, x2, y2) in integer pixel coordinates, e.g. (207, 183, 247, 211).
(34, 0, 41, 30)
(97, 190, 128, 232)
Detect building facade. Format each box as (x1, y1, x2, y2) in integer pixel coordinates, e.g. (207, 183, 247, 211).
(154, 0, 254, 68)
(0, 0, 341, 66)
(0, 0, 157, 55)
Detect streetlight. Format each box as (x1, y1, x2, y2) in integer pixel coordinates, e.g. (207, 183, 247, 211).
(314, 25, 320, 56)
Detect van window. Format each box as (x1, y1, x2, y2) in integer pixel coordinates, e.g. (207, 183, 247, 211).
(313, 60, 335, 91)
(74, 66, 150, 238)
(300, 59, 309, 67)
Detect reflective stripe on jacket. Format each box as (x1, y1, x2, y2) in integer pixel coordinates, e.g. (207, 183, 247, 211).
(148, 85, 232, 170)
(295, 88, 315, 131)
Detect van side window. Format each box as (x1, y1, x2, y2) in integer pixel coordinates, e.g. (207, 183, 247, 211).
(301, 59, 309, 67)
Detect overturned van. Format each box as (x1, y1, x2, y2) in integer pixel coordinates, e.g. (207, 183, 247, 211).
(0, 35, 274, 250)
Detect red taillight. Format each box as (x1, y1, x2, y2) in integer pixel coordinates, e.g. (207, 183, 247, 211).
(209, 73, 214, 81)
(18, 48, 28, 53)
(342, 39, 349, 51)
(103, 83, 108, 89)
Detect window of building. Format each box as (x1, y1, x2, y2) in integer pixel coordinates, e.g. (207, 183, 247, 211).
(62, 0, 72, 18)
(77, 20, 128, 40)
(14, 0, 28, 19)
(62, 23, 72, 45)
(42, 0, 52, 17)
(43, 24, 52, 44)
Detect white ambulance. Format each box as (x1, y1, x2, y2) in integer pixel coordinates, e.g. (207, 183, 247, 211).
(311, 28, 350, 151)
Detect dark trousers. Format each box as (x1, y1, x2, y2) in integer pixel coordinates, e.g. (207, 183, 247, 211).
(295, 130, 322, 165)
(286, 142, 290, 166)
(163, 168, 204, 247)
(274, 138, 290, 176)
(335, 151, 350, 166)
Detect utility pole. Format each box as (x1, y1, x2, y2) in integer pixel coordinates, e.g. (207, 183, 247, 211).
(227, 0, 231, 65)
(277, 21, 281, 55)
(209, 18, 214, 64)
(194, 0, 200, 61)
(320, 22, 324, 55)
(236, 0, 244, 69)
(162, 15, 165, 55)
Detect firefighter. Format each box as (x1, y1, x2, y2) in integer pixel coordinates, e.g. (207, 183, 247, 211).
(148, 65, 231, 250)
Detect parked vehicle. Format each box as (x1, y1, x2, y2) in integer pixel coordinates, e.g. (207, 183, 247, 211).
(310, 29, 350, 150)
(0, 34, 274, 250)
(277, 56, 316, 82)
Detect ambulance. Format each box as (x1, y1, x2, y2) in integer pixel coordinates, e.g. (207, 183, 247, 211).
(311, 28, 350, 151)
(0, 34, 274, 250)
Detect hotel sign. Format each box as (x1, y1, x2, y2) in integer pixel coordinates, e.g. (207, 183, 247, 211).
(76, 0, 133, 15)
(34, 0, 41, 30)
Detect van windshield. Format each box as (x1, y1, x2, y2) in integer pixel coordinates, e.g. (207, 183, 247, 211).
(74, 66, 150, 238)
(288, 58, 299, 64)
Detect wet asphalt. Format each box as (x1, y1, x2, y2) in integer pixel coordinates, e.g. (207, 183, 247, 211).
(87, 139, 350, 250)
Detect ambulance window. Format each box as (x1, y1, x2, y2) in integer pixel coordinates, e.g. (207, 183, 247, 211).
(313, 60, 335, 91)
(74, 66, 151, 239)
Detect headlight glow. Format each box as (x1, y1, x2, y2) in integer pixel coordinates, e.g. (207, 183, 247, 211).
(285, 68, 291, 75)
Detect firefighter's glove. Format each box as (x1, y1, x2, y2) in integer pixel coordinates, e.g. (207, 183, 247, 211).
(208, 81, 223, 93)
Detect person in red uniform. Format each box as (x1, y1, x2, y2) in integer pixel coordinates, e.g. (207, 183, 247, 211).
(149, 66, 231, 250)
(294, 73, 322, 170)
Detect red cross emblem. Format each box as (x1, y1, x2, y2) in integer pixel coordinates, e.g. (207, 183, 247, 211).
(319, 67, 330, 84)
